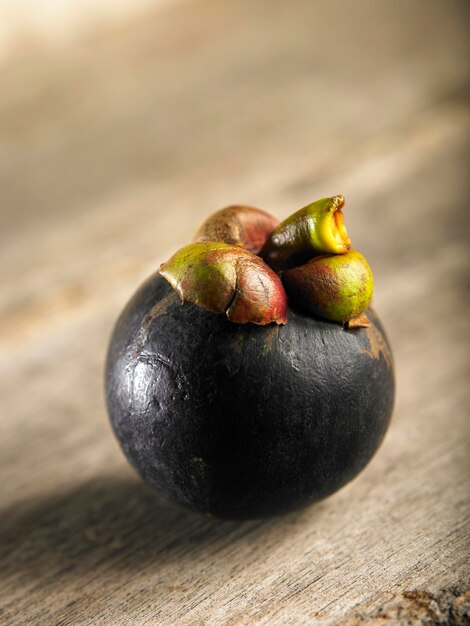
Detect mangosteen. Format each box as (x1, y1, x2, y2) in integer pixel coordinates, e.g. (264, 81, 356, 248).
(105, 199, 395, 519)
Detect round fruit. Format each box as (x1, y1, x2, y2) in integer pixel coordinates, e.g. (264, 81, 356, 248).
(105, 274, 394, 519)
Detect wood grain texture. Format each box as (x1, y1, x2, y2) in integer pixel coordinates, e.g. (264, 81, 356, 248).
(0, 0, 469, 624)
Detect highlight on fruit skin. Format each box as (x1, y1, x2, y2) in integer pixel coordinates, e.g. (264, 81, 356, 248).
(194, 205, 279, 254)
(159, 241, 288, 325)
(282, 249, 373, 325)
(260, 195, 351, 271)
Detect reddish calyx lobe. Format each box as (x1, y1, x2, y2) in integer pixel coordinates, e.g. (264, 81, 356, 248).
(194, 205, 279, 254)
(160, 242, 287, 325)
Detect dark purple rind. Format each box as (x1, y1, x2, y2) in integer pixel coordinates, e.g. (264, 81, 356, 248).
(105, 273, 395, 520)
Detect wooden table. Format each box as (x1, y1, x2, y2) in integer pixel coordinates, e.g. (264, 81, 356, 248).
(1, 1, 469, 623)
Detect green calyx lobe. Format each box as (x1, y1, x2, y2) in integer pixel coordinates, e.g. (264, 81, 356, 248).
(160, 195, 375, 327)
(260, 195, 351, 271)
(282, 250, 374, 324)
(160, 242, 287, 325)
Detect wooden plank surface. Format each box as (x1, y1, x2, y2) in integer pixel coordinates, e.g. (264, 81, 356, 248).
(0, 1, 469, 624)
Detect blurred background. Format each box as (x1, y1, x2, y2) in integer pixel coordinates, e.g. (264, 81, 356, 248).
(0, 1, 469, 624)
(1, 0, 469, 359)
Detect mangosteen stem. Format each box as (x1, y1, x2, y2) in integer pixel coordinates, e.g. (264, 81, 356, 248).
(160, 197, 374, 328)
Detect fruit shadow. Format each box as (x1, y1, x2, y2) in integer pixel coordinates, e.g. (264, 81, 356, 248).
(0, 474, 307, 585)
